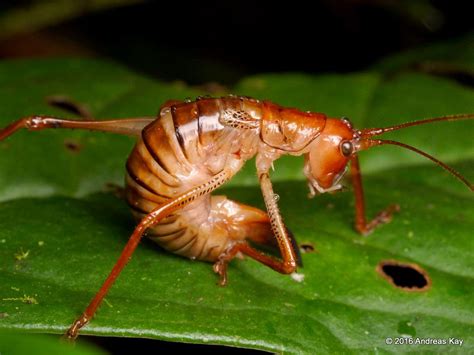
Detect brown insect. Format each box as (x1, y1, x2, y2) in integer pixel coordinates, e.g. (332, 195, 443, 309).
(0, 96, 472, 339)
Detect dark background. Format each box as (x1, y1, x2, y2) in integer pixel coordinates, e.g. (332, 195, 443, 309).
(0, 1, 472, 86)
(0, 1, 472, 354)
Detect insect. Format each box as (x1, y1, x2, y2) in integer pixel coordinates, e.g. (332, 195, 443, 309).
(0, 96, 472, 339)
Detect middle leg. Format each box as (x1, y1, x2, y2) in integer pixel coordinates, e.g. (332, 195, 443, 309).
(213, 173, 300, 285)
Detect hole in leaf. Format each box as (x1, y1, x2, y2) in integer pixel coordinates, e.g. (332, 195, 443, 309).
(299, 243, 315, 253)
(377, 260, 431, 292)
(46, 95, 93, 119)
(64, 139, 82, 153)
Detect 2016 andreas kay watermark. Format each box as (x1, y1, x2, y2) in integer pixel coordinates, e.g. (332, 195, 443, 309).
(385, 337, 464, 346)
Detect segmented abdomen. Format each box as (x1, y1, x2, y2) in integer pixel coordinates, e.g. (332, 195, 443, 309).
(125, 97, 262, 261)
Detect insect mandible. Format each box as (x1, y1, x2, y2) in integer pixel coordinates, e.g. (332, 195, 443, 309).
(0, 96, 472, 339)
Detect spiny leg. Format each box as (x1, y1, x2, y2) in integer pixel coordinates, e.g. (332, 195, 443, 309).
(0, 115, 155, 140)
(66, 170, 231, 339)
(350, 154, 399, 235)
(208, 195, 302, 259)
(213, 172, 299, 285)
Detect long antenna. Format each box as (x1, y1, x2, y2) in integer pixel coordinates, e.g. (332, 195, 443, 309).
(362, 139, 473, 191)
(360, 113, 474, 137)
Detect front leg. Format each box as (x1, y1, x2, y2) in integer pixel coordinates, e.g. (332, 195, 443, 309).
(213, 172, 299, 285)
(350, 154, 399, 235)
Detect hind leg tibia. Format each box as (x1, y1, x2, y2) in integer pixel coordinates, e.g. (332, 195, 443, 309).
(209, 195, 301, 285)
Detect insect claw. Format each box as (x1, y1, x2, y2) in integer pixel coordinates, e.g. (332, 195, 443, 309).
(359, 203, 400, 236)
(307, 182, 317, 198)
(60, 334, 75, 344)
(212, 260, 228, 286)
(64, 314, 89, 341)
(218, 275, 228, 286)
(377, 204, 400, 223)
(63, 328, 77, 342)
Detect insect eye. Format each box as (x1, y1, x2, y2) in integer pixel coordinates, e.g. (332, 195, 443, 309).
(340, 141, 353, 157)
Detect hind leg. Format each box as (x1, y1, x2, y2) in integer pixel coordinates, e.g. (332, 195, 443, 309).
(209, 194, 302, 285)
(66, 170, 231, 339)
(209, 195, 273, 245)
(0, 115, 155, 140)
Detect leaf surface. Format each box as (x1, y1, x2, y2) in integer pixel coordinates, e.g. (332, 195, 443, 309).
(0, 59, 473, 353)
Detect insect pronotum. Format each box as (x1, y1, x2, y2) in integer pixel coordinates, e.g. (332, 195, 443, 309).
(0, 96, 472, 338)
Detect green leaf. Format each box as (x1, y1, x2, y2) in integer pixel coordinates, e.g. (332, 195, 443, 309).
(0, 58, 473, 353)
(0, 331, 103, 355)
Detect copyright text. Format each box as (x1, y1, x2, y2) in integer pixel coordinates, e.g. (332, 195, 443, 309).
(385, 337, 463, 346)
